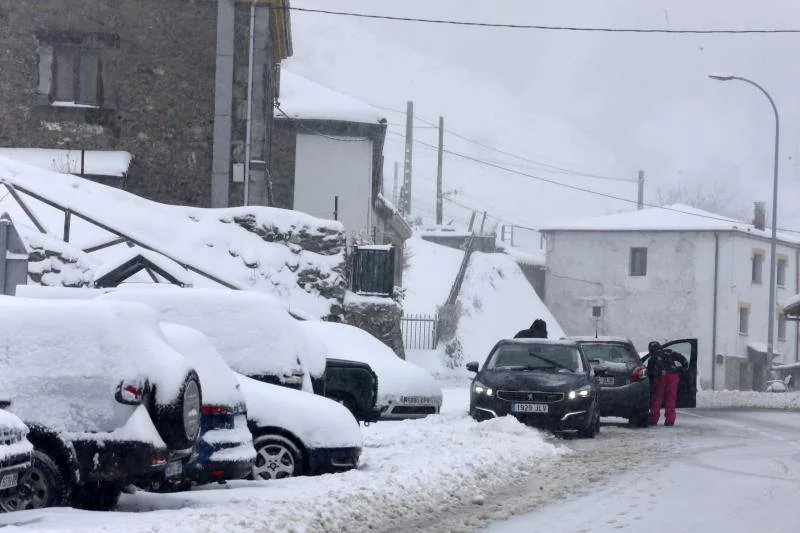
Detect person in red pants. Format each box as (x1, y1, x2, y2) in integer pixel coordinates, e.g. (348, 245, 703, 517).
(646, 341, 689, 426)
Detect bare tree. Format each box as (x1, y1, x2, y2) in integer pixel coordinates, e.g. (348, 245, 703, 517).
(656, 179, 749, 220)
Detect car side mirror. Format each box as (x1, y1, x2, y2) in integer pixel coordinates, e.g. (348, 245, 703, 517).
(0, 400, 11, 409)
(594, 367, 610, 377)
(115, 378, 148, 405)
(466, 361, 479, 373)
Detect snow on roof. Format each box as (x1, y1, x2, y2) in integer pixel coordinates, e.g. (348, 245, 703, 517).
(0, 148, 132, 177)
(278, 69, 385, 124)
(783, 293, 800, 315)
(419, 226, 473, 238)
(541, 204, 800, 245)
(92, 246, 193, 287)
(0, 156, 346, 318)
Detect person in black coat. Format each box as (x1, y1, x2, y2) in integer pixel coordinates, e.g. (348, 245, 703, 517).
(645, 341, 689, 426)
(514, 319, 548, 339)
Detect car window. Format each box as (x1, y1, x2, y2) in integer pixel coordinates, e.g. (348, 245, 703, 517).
(581, 343, 640, 364)
(487, 344, 584, 372)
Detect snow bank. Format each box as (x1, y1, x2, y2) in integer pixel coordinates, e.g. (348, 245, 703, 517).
(236, 375, 362, 449)
(456, 252, 564, 363)
(0, 297, 191, 434)
(697, 390, 800, 411)
(299, 321, 443, 405)
(0, 156, 347, 318)
(100, 288, 326, 382)
(402, 235, 464, 315)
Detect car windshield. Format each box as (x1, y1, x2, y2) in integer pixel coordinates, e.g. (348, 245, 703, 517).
(581, 343, 640, 365)
(487, 344, 584, 373)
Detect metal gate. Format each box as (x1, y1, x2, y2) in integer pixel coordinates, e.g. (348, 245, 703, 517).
(400, 314, 438, 350)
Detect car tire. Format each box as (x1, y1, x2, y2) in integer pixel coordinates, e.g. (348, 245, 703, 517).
(629, 411, 650, 428)
(70, 481, 122, 511)
(579, 405, 599, 439)
(251, 434, 305, 480)
(0, 449, 68, 511)
(151, 371, 202, 450)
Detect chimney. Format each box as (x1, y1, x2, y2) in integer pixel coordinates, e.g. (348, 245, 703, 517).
(753, 202, 766, 231)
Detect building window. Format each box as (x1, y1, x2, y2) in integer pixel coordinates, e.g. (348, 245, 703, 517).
(739, 304, 750, 336)
(778, 312, 787, 341)
(52, 47, 101, 106)
(752, 250, 764, 284)
(777, 256, 788, 288)
(629, 247, 647, 277)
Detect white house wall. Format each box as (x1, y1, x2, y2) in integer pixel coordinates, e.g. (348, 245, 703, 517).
(293, 134, 374, 238)
(544, 231, 716, 388)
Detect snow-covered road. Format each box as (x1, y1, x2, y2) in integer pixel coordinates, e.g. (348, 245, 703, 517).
(485, 409, 800, 533)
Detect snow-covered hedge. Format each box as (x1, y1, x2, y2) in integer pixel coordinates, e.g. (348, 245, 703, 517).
(697, 390, 800, 410)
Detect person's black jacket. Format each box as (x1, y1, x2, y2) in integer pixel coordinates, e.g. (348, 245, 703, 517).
(514, 319, 548, 339)
(646, 347, 688, 378)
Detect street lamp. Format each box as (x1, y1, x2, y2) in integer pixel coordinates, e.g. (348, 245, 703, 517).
(709, 73, 780, 379)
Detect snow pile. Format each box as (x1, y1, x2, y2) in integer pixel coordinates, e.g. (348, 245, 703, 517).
(402, 235, 464, 315)
(22, 230, 98, 288)
(0, 297, 190, 436)
(101, 288, 327, 382)
(299, 321, 443, 406)
(236, 375, 362, 449)
(455, 252, 564, 363)
(0, 156, 347, 319)
(698, 390, 800, 411)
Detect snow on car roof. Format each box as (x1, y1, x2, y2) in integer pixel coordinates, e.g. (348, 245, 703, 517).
(566, 336, 635, 344)
(99, 288, 327, 379)
(159, 323, 245, 409)
(0, 297, 191, 434)
(298, 321, 441, 401)
(498, 338, 581, 347)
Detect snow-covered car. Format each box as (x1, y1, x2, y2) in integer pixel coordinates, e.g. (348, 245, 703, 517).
(99, 288, 326, 392)
(160, 324, 256, 486)
(236, 375, 362, 479)
(299, 321, 443, 420)
(0, 297, 202, 511)
(0, 406, 33, 512)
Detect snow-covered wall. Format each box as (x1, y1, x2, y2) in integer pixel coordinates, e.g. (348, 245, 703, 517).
(545, 230, 800, 390)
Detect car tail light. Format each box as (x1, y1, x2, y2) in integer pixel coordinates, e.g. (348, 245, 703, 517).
(211, 469, 225, 478)
(630, 366, 647, 382)
(201, 405, 230, 416)
(149, 452, 168, 467)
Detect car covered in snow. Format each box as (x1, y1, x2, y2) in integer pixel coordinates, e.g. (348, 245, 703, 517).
(0, 406, 33, 512)
(467, 339, 601, 437)
(0, 297, 203, 511)
(299, 321, 443, 420)
(159, 324, 256, 486)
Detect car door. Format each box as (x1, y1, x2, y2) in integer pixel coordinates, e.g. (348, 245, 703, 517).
(661, 338, 698, 408)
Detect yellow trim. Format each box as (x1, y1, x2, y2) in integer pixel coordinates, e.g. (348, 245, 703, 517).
(752, 248, 766, 256)
(777, 253, 789, 261)
(738, 302, 751, 309)
(237, 0, 292, 60)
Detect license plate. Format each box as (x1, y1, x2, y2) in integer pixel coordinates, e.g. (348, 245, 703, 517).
(599, 376, 616, 385)
(400, 396, 433, 405)
(0, 473, 18, 490)
(512, 403, 548, 413)
(165, 460, 183, 478)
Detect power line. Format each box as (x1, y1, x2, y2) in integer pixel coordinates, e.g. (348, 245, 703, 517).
(284, 6, 800, 34)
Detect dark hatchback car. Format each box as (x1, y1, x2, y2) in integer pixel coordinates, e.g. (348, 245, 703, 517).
(569, 337, 699, 427)
(467, 339, 601, 437)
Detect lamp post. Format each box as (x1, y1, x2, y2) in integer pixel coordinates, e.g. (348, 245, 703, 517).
(709, 73, 780, 378)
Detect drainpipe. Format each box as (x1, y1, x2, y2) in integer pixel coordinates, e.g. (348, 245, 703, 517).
(711, 232, 719, 390)
(796, 247, 799, 362)
(243, 0, 257, 206)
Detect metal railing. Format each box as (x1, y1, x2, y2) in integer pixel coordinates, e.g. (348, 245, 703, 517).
(400, 313, 438, 350)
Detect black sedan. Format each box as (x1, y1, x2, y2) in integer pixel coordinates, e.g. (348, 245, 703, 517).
(466, 339, 601, 437)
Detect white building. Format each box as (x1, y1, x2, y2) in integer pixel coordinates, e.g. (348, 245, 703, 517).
(541, 203, 800, 391)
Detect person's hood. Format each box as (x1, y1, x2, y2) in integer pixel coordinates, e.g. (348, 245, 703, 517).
(479, 369, 589, 391)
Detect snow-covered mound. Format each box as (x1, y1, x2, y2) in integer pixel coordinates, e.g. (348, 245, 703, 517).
(0, 156, 347, 319)
(456, 252, 564, 363)
(402, 235, 464, 315)
(698, 390, 800, 411)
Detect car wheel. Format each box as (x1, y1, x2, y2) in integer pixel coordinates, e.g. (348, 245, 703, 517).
(579, 406, 599, 439)
(151, 371, 202, 450)
(70, 481, 122, 511)
(0, 450, 68, 511)
(251, 434, 305, 480)
(629, 410, 650, 428)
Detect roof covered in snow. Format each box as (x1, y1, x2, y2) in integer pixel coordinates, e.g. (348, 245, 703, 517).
(278, 69, 386, 124)
(541, 204, 800, 245)
(0, 148, 132, 177)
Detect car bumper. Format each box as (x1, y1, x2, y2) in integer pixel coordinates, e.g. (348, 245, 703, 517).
(72, 439, 177, 484)
(379, 402, 441, 420)
(0, 450, 33, 496)
(470, 395, 594, 431)
(597, 380, 650, 418)
(307, 446, 361, 475)
(187, 441, 256, 483)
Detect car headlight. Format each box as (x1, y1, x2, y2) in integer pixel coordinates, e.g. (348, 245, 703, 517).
(472, 381, 494, 397)
(568, 385, 592, 400)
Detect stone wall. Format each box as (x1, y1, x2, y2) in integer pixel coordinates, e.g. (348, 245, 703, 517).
(344, 293, 405, 359)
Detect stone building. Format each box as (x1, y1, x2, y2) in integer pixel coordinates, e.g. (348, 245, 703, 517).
(0, 0, 291, 208)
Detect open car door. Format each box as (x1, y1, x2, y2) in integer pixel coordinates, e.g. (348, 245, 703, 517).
(662, 338, 698, 408)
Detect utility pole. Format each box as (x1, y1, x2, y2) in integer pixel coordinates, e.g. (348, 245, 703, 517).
(637, 170, 644, 210)
(436, 116, 444, 225)
(400, 100, 414, 216)
(392, 161, 399, 206)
